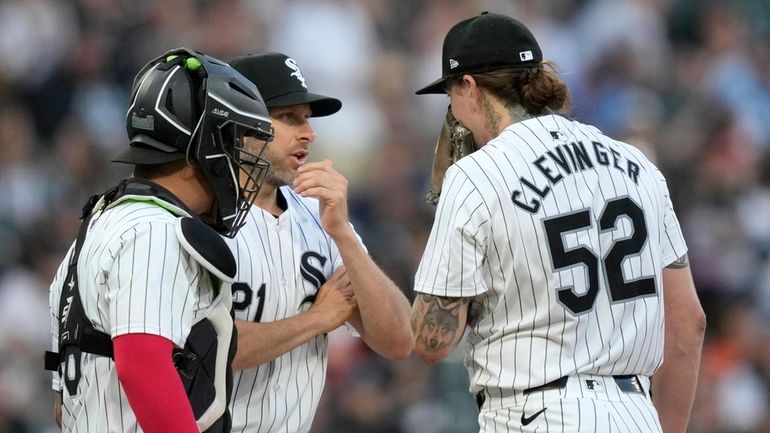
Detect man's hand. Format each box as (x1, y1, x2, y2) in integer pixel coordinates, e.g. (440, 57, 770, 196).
(309, 266, 357, 334)
(293, 160, 352, 239)
(233, 266, 358, 370)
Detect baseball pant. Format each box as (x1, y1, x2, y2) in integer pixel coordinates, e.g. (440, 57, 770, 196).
(476, 374, 662, 433)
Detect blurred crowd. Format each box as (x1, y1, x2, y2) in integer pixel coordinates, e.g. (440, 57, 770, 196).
(0, 0, 769, 432)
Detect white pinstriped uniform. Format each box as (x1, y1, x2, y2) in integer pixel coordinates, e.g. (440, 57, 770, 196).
(227, 186, 363, 433)
(49, 196, 225, 433)
(414, 114, 687, 432)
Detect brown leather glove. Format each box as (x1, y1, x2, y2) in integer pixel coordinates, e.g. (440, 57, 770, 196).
(425, 106, 477, 206)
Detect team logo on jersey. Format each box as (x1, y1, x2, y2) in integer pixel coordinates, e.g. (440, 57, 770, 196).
(299, 251, 327, 309)
(585, 379, 603, 391)
(285, 58, 308, 89)
(300, 251, 327, 289)
(550, 130, 568, 142)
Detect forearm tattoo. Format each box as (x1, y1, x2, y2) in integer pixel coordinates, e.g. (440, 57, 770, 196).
(666, 253, 689, 269)
(413, 294, 468, 352)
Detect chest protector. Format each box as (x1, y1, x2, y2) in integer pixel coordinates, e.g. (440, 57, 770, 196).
(44, 178, 238, 433)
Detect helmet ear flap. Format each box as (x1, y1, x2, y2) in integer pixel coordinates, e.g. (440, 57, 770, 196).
(208, 156, 231, 178)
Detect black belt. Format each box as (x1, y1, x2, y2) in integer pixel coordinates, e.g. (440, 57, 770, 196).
(476, 375, 645, 409)
(521, 376, 569, 395)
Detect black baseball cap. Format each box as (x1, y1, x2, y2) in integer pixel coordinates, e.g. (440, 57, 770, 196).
(415, 12, 543, 95)
(229, 52, 341, 117)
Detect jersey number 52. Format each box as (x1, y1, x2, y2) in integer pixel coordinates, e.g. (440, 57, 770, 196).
(543, 197, 656, 315)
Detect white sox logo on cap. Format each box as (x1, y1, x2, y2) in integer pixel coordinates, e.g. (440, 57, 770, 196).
(284, 58, 307, 89)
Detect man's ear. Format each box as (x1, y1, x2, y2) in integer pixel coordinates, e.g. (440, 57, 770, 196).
(462, 74, 478, 95)
(180, 163, 198, 180)
(463, 74, 484, 109)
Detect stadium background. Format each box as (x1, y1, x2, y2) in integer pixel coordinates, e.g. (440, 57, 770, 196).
(0, 0, 768, 432)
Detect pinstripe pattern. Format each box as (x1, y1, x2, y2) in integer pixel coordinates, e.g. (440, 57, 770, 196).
(477, 375, 662, 432)
(414, 115, 685, 431)
(49, 197, 222, 433)
(227, 186, 363, 433)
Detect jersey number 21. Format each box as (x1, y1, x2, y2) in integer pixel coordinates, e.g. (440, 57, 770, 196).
(232, 283, 266, 322)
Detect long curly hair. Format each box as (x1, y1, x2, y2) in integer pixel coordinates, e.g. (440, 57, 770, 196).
(472, 61, 571, 115)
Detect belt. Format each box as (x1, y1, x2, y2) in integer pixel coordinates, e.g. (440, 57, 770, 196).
(523, 375, 644, 394)
(476, 375, 645, 409)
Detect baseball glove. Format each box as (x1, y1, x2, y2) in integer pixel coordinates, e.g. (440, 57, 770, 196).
(425, 106, 477, 206)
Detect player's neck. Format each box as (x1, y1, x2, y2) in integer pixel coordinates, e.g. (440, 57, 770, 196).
(477, 95, 532, 144)
(252, 183, 285, 217)
(149, 167, 213, 214)
(507, 104, 533, 125)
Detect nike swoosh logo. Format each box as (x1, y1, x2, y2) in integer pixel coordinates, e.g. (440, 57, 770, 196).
(521, 407, 547, 426)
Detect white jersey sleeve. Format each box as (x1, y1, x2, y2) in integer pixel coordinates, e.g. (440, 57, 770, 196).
(414, 165, 491, 298)
(653, 167, 688, 266)
(106, 220, 203, 347)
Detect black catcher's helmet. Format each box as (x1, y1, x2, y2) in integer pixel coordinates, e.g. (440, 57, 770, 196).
(115, 47, 273, 237)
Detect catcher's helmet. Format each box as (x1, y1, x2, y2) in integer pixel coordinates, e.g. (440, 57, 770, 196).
(115, 47, 273, 237)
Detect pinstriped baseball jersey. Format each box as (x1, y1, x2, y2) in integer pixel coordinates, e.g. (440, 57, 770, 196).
(49, 196, 224, 433)
(414, 114, 687, 394)
(227, 186, 363, 433)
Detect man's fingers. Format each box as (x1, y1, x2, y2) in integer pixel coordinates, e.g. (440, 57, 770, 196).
(297, 159, 333, 173)
(294, 173, 345, 194)
(296, 186, 341, 201)
(328, 266, 347, 283)
(337, 280, 354, 297)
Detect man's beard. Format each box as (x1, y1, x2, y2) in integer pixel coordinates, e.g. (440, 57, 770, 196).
(264, 161, 296, 188)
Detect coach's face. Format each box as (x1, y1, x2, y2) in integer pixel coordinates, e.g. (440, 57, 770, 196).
(261, 103, 316, 188)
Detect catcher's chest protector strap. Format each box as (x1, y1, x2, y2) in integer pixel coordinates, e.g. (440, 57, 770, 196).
(44, 193, 112, 396)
